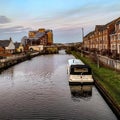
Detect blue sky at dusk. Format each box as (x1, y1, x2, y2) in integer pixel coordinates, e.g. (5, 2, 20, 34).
(0, 0, 120, 43)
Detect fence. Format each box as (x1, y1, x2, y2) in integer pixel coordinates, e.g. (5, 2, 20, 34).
(98, 55, 120, 70)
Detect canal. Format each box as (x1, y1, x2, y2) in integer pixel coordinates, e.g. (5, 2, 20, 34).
(0, 51, 118, 120)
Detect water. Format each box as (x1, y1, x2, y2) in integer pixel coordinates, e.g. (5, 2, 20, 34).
(0, 51, 118, 120)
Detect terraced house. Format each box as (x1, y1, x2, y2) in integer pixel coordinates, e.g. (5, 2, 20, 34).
(110, 19, 120, 55)
(83, 17, 120, 57)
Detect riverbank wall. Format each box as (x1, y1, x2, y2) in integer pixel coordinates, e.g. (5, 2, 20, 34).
(0, 49, 59, 73)
(94, 79, 120, 119)
(0, 52, 40, 72)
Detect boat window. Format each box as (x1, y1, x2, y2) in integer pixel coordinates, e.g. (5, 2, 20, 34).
(70, 66, 91, 75)
(74, 68, 88, 73)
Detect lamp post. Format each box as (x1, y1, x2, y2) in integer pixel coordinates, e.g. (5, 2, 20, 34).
(82, 28, 84, 40)
(89, 37, 90, 53)
(81, 28, 84, 56)
(102, 28, 103, 55)
(81, 27, 84, 51)
(107, 26, 110, 56)
(115, 34, 118, 59)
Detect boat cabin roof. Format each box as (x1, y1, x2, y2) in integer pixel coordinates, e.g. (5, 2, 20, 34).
(68, 59, 84, 66)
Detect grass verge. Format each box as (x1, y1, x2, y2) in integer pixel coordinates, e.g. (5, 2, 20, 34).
(71, 51, 120, 107)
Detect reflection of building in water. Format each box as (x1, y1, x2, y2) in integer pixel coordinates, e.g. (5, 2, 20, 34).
(69, 85, 93, 101)
(1, 67, 15, 87)
(58, 50, 66, 55)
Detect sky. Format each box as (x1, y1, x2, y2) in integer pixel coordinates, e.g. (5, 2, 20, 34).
(0, 0, 120, 43)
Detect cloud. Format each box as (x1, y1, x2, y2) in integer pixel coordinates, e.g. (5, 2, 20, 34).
(0, 16, 11, 24)
(0, 26, 31, 42)
(33, 1, 120, 28)
(53, 27, 83, 43)
(0, 26, 30, 34)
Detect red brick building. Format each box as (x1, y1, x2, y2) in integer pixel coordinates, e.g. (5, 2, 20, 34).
(26, 28, 53, 46)
(110, 19, 120, 55)
(83, 17, 120, 56)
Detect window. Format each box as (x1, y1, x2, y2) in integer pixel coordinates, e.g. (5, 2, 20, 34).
(112, 45, 115, 49)
(110, 35, 112, 40)
(114, 35, 116, 41)
(70, 66, 91, 75)
(118, 34, 120, 40)
(119, 45, 120, 53)
(74, 68, 88, 73)
(103, 36, 107, 41)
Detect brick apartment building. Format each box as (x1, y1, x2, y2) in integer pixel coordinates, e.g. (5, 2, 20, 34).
(110, 19, 120, 54)
(83, 17, 120, 56)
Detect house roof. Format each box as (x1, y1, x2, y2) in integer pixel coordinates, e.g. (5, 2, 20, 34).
(35, 32, 45, 38)
(95, 25, 105, 31)
(84, 31, 94, 38)
(84, 17, 120, 38)
(105, 17, 120, 26)
(29, 30, 37, 33)
(0, 40, 11, 47)
(14, 42, 21, 48)
(95, 18, 120, 31)
(27, 38, 39, 41)
(45, 29, 52, 33)
(116, 20, 120, 25)
(29, 32, 45, 40)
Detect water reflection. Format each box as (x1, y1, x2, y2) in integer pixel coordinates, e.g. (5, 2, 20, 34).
(69, 85, 92, 102)
(58, 50, 66, 54)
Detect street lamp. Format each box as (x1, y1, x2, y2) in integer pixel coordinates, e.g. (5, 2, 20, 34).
(107, 26, 110, 56)
(81, 27, 84, 51)
(80, 27, 84, 57)
(115, 34, 118, 59)
(101, 27, 104, 55)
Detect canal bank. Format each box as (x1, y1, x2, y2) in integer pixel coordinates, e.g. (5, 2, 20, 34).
(0, 52, 40, 72)
(71, 51, 120, 119)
